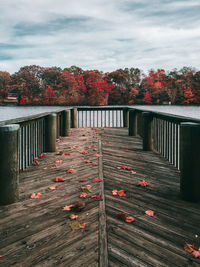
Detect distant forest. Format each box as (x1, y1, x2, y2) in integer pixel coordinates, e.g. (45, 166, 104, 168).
(0, 65, 199, 105)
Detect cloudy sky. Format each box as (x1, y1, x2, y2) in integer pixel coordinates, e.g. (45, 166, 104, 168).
(0, 0, 200, 74)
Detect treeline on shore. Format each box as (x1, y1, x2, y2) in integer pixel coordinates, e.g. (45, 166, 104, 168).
(0, 65, 199, 105)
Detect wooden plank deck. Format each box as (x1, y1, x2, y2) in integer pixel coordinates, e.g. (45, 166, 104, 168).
(0, 127, 200, 267)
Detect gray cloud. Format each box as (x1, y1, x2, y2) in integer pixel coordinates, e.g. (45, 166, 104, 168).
(0, 0, 200, 73)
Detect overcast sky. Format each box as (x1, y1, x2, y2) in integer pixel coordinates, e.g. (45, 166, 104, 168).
(0, 0, 200, 74)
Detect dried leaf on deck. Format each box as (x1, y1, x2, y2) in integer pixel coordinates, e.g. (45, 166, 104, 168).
(125, 216, 135, 223)
(92, 178, 102, 183)
(55, 177, 65, 182)
(67, 169, 77, 173)
(63, 204, 75, 211)
(137, 180, 149, 187)
(91, 195, 102, 200)
(30, 192, 42, 199)
(92, 162, 98, 166)
(69, 214, 79, 220)
(145, 210, 154, 217)
(184, 243, 195, 253)
(69, 221, 81, 231)
(48, 185, 57, 190)
(79, 192, 87, 198)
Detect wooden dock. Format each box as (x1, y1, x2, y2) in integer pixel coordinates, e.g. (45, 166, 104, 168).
(0, 127, 200, 267)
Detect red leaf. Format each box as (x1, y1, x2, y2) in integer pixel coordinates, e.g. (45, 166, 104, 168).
(91, 195, 102, 200)
(192, 249, 200, 258)
(81, 151, 89, 155)
(19, 169, 22, 173)
(0, 255, 2, 258)
(63, 204, 75, 211)
(105, 141, 110, 144)
(145, 210, 154, 216)
(35, 160, 40, 166)
(69, 214, 79, 220)
(95, 154, 102, 157)
(127, 167, 131, 171)
(125, 216, 135, 223)
(48, 185, 57, 190)
(67, 169, 77, 173)
(118, 190, 126, 197)
(79, 179, 86, 182)
(79, 192, 87, 198)
(64, 152, 71, 156)
(93, 148, 97, 151)
(30, 192, 42, 199)
(137, 180, 149, 187)
(87, 146, 92, 149)
(55, 177, 65, 182)
(39, 154, 45, 158)
(70, 146, 76, 149)
(120, 165, 127, 170)
(93, 162, 98, 166)
(124, 149, 129, 152)
(92, 178, 102, 183)
(86, 160, 92, 164)
(184, 243, 195, 253)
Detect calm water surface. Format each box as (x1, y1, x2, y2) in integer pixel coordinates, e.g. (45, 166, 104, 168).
(0, 105, 200, 122)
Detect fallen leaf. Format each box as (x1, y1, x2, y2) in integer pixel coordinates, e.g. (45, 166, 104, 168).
(0, 255, 2, 258)
(145, 210, 154, 216)
(105, 142, 110, 144)
(48, 185, 57, 190)
(112, 189, 118, 195)
(19, 169, 22, 173)
(92, 178, 102, 183)
(63, 204, 75, 211)
(81, 151, 89, 154)
(79, 179, 86, 182)
(30, 192, 42, 199)
(39, 154, 45, 158)
(79, 192, 87, 198)
(93, 148, 97, 151)
(55, 177, 65, 182)
(124, 149, 129, 152)
(55, 160, 63, 164)
(120, 165, 127, 170)
(127, 167, 131, 171)
(118, 190, 126, 197)
(35, 160, 40, 166)
(95, 154, 102, 157)
(56, 146, 59, 150)
(64, 152, 71, 156)
(192, 249, 200, 258)
(86, 160, 92, 164)
(67, 169, 77, 173)
(137, 180, 149, 187)
(81, 185, 92, 193)
(92, 162, 98, 166)
(79, 223, 86, 229)
(69, 221, 80, 230)
(117, 167, 121, 170)
(70, 146, 76, 149)
(87, 146, 92, 149)
(125, 216, 135, 223)
(69, 214, 79, 220)
(184, 243, 195, 253)
(91, 195, 102, 200)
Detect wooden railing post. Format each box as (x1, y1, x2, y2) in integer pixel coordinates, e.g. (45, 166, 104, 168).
(142, 112, 153, 151)
(63, 110, 71, 136)
(129, 109, 137, 136)
(72, 108, 78, 128)
(0, 124, 20, 205)
(123, 108, 129, 128)
(180, 122, 200, 202)
(45, 114, 57, 152)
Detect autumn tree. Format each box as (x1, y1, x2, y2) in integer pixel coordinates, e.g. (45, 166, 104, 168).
(0, 71, 11, 99)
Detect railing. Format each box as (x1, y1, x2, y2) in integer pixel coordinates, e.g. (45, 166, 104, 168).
(77, 106, 128, 128)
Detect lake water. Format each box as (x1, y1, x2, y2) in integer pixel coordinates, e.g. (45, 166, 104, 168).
(0, 105, 200, 122)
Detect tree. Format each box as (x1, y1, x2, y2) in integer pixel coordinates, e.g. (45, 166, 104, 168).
(0, 71, 11, 99)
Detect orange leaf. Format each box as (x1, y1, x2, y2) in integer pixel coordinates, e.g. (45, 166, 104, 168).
(79, 223, 86, 229)
(79, 179, 86, 182)
(145, 210, 154, 216)
(137, 180, 149, 187)
(69, 214, 79, 220)
(79, 192, 87, 198)
(30, 192, 42, 199)
(105, 141, 110, 144)
(125, 216, 135, 223)
(118, 190, 126, 197)
(67, 169, 77, 173)
(63, 204, 75, 211)
(48, 185, 57, 190)
(95, 154, 102, 157)
(92, 178, 102, 183)
(112, 189, 118, 195)
(55, 177, 65, 182)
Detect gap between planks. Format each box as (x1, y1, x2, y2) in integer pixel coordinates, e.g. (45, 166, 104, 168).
(98, 137, 108, 267)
